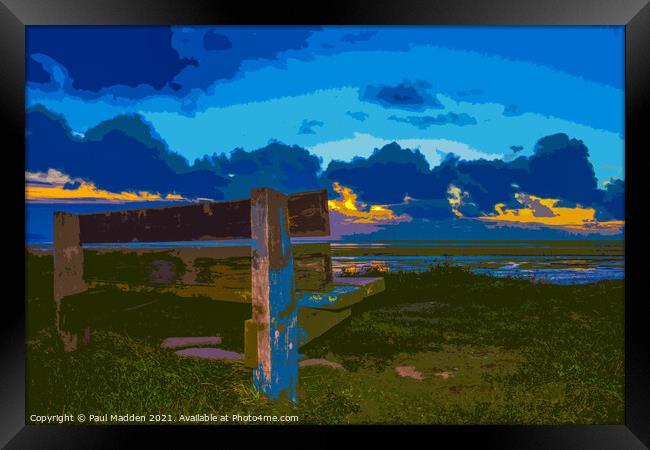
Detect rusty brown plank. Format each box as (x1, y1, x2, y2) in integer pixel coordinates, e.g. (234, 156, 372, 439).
(287, 189, 330, 237)
(77, 189, 329, 244)
(78, 199, 251, 244)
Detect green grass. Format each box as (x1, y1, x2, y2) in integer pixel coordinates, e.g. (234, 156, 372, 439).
(26, 252, 624, 424)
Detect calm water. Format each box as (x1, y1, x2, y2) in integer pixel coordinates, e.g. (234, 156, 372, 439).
(27, 240, 624, 285)
(330, 254, 624, 285)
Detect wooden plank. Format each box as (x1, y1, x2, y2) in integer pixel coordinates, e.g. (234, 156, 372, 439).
(243, 319, 259, 368)
(54, 212, 88, 301)
(78, 199, 251, 244)
(81, 243, 333, 302)
(85, 281, 252, 303)
(292, 243, 333, 291)
(250, 188, 299, 402)
(83, 247, 251, 303)
(298, 307, 351, 347)
(77, 189, 329, 244)
(332, 276, 386, 299)
(297, 277, 385, 311)
(298, 285, 366, 311)
(287, 189, 330, 237)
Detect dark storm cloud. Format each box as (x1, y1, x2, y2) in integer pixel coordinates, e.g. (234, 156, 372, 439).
(445, 134, 604, 212)
(82, 114, 192, 173)
(392, 199, 455, 220)
(321, 133, 620, 221)
(26, 27, 197, 94)
(26, 105, 228, 199)
(453, 157, 529, 212)
(360, 80, 444, 111)
(27, 106, 324, 202)
(596, 178, 624, 221)
(388, 112, 477, 129)
(202, 31, 233, 51)
(26, 26, 321, 99)
(322, 142, 443, 205)
(196, 143, 322, 199)
(26, 105, 623, 226)
(170, 26, 321, 94)
(524, 133, 602, 204)
(27, 56, 51, 84)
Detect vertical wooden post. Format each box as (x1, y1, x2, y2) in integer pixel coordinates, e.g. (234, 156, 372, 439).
(250, 188, 299, 402)
(53, 212, 88, 351)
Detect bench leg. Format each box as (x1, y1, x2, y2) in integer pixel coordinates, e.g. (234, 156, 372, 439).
(250, 188, 299, 402)
(53, 212, 89, 351)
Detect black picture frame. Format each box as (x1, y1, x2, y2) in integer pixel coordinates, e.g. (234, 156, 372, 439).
(3, 0, 648, 447)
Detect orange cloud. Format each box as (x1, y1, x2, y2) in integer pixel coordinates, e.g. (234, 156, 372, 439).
(447, 184, 469, 217)
(327, 182, 409, 224)
(26, 169, 186, 203)
(480, 193, 624, 234)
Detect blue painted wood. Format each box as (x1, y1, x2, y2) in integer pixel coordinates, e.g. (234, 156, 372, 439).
(300, 277, 385, 311)
(250, 188, 300, 402)
(298, 285, 362, 309)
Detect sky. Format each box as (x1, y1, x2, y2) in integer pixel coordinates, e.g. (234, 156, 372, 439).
(25, 26, 625, 242)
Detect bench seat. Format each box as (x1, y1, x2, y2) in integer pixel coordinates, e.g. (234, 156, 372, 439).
(244, 276, 385, 366)
(298, 277, 385, 311)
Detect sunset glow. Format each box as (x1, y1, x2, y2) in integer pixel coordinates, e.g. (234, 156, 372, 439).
(26, 169, 186, 203)
(480, 193, 624, 233)
(328, 182, 408, 224)
(447, 184, 467, 217)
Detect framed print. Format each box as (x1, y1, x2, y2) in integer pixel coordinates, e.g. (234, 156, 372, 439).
(2, 0, 649, 447)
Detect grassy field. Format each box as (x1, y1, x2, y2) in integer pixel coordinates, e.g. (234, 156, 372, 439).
(26, 251, 624, 424)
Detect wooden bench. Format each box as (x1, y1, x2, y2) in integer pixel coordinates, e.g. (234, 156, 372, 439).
(53, 187, 384, 401)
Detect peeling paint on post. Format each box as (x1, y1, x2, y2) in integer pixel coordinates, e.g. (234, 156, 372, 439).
(53, 212, 89, 351)
(250, 188, 299, 402)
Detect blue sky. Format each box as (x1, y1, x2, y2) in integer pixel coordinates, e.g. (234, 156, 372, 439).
(27, 26, 624, 182)
(25, 26, 625, 240)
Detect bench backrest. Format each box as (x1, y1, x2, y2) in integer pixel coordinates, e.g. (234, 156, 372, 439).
(77, 189, 330, 243)
(53, 188, 331, 301)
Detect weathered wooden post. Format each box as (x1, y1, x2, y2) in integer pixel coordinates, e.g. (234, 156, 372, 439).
(53, 211, 89, 351)
(249, 188, 299, 402)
